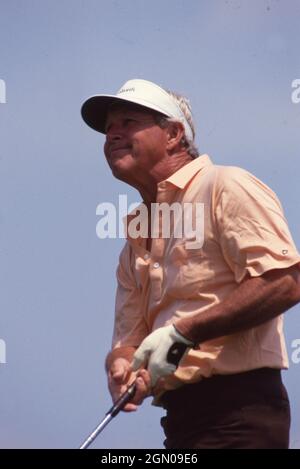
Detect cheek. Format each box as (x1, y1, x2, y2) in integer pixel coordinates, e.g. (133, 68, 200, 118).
(130, 138, 143, 159)
(103, 142, 109, 160)
(149, 128, 167, 151)
(132, 130, 165, 157)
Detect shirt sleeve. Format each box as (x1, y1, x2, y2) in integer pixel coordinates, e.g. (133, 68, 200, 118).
(214, 166, 300, 283)
(111, 242, 149, 349)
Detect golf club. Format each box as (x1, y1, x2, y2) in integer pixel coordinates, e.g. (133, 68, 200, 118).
(80, 380, 137, 449)
(79, 341, 190, 449)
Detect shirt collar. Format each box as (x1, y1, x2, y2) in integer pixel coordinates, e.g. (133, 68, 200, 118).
(123, 154, 213, 244)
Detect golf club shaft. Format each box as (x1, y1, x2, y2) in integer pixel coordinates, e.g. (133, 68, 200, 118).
(80, 414, 113, 449)
(79, 340, 190, 448)
(79, 381, 137, 449)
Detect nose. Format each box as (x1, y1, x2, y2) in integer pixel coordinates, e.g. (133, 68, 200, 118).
(106, 122, 123, 143)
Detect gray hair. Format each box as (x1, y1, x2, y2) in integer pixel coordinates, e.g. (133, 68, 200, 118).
(156, 89, 199, 159)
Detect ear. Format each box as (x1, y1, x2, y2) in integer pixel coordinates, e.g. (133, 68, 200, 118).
(166, 121, 185, 152)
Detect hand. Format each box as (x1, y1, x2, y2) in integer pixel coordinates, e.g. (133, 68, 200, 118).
(108, 357, 151, 412)
(132, 325, 194, 386)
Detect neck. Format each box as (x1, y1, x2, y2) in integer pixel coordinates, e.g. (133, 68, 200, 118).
(151, 150, 193, 183)
(140, 150, 193, 203)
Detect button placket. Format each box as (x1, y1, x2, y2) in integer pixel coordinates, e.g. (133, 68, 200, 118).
(148, 185, 173, 302)
(150, 260, 162, 301)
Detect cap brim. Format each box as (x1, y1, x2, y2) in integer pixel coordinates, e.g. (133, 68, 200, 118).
(81, 95, 119, 133)
(81, 95, 169, 134)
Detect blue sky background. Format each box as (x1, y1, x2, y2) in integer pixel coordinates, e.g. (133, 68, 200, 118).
(0, 0, 299, 449)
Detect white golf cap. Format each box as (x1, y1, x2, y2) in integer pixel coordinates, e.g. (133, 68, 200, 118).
(81, 79, 194, 142)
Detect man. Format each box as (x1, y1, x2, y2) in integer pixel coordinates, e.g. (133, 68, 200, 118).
(81, 79, 300, 449)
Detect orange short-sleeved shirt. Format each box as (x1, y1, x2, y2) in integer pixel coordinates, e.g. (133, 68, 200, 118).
(112, 154, 300, 397)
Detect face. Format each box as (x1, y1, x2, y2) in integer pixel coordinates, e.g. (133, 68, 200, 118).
(103, 104, 168, 183)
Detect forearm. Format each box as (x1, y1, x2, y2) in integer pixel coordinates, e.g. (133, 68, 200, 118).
(175, 266, 300, 344)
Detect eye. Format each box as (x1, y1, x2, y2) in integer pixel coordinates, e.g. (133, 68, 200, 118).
(105, 120, 114, 133)
(105, 117, 137, 133)
(124, 118, 136, 126)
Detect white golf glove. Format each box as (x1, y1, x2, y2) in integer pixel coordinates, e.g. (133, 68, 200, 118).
(132, 324, 194, 386)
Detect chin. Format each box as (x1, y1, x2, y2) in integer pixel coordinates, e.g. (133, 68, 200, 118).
(111, 170, 135, 187)
(109, 153, 134, 172)
(110, 161, 134, 183)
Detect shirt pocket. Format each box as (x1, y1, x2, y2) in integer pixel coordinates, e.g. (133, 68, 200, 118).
(165, 242, 207, 298)
(169, 241, 204, 264)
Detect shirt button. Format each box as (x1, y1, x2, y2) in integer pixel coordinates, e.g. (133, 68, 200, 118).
(144, 253, 150, 260)
(153, 262, 160, 268)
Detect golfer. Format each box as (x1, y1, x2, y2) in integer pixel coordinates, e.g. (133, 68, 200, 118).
(81, 79, 300, 449)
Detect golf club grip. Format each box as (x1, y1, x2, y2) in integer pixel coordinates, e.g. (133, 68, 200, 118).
(107, 342, 188, 417)
(108, 381, 137, 417)
(166, 341, 190, 366)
